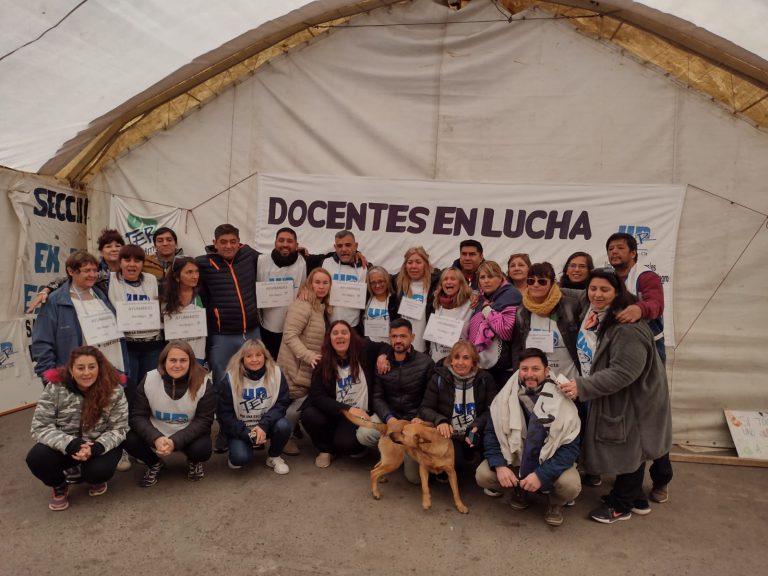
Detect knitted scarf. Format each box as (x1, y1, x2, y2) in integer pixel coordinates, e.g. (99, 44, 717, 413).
(523, 283, 562, 317)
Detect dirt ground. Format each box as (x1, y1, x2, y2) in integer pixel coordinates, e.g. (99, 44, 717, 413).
(1, 407, 766, 576)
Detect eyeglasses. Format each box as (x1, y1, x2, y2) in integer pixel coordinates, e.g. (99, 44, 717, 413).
(526, 277, 550, 286)
(568, 263, 588, 270)
(370, 280, 388, 287)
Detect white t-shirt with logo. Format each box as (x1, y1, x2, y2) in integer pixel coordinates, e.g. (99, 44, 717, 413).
(257, 254, 306, 333)
(335, 365, 368, 411)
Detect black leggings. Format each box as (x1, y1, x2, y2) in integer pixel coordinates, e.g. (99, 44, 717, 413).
(123, 430, 212, 465)
(300, 406, 363, 455)
(26, 443, 122, 487)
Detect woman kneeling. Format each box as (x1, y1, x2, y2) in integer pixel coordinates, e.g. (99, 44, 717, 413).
(218, 340, 291, 474)
(125, 340, 214, 486)
(26, 346, 128, 511)
(301, 320, 377, 468)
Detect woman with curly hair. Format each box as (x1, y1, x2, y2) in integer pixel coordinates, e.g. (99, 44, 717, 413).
(161, 257, 206, 362)
(26, 346, 129, 511)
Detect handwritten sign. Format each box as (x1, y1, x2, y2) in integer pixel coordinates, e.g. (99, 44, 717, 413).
(423, 315, 464, 348)
(256, 280, 294, 308)
(725, 410, 768, 460)
(164, 307, 207, 340)
(398, 296, 426, 320)
(329, 281, 366, 310)
(80, 310, 122, 346)
(116, 301, 161, 332)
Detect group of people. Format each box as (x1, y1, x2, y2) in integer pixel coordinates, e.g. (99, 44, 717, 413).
(26, 223, 672, 526)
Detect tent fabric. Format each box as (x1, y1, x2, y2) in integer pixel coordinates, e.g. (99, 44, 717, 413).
(85, 0, 768, 447)
(1, 1, 768, 182)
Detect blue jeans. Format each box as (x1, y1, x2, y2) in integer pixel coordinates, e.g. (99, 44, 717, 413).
(125, 340, 164, 404)
(208, 329, 261, 389)
(228, 417, 292, 465)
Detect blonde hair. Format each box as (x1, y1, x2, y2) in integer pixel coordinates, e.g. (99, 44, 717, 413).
(432, 267, 472, 310)
(447, 341, 480, 370)
(477, 260, 505, 280)
(225, 339, 277, 398)
(303, 268, 333, 314)
(396, 246, 434, 297)
(367, 266, 393, 297)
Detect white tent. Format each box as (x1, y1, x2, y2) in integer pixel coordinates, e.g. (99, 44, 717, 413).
(1, 0, 767, 447)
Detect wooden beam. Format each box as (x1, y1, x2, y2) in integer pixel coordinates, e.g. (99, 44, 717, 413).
(670, 451, 768, 468)
(0, 403, 35, 418)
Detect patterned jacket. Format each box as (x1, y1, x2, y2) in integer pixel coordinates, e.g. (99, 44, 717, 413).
(30, 381, 129, 455)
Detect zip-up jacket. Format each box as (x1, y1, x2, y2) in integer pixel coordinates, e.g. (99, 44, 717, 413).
(418, 364, 497, 434)
(31, 280, 128, 377)
(373, 346, 434, 422)
(196, 243, 259, 335)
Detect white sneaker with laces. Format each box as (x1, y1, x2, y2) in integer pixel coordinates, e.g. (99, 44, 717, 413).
(484, 488, 503, 498)
(116, 450, 132, 472)
(266, 456, 290, 475)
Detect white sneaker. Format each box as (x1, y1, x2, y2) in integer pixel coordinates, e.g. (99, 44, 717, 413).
(116, 450, 132, 472)
(266, 456, 290, 475)
(227, 459, 242, 470)
(484, 488, 503, 498)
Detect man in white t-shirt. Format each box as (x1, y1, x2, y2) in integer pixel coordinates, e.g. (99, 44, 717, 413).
(319, 230, 370, 330)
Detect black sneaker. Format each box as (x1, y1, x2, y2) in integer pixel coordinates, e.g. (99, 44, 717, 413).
(64, 465, 82, 484)
(631, 499, 652, 516)
(583, 473, 602, 487)
(590, 503, 631, 524)
(213, 433, 229, 454)
(508, 491, 530, 511)
(140, 461, 163, 487)
(48, 483, 69, 511)
(187, 461, 205, 482)
(433, 472, 449, 484)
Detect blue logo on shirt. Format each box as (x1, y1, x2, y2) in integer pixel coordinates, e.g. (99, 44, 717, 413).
(153, 410, 189, 424)
(337, 375, 354, 401)
(333, 273, 358, 282)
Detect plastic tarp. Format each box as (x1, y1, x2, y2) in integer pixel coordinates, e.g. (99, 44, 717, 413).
(85, 0, 768, 447)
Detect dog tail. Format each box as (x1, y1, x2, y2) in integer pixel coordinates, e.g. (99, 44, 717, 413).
(342, 410, 387, 434)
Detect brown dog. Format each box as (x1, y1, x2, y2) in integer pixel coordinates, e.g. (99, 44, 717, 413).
(345, 413, 469, 514)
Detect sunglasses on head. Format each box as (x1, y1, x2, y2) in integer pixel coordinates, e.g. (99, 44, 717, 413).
(526, 277, 550, 286)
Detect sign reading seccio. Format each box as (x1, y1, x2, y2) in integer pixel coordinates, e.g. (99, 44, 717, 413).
(10, 184, 88, 315)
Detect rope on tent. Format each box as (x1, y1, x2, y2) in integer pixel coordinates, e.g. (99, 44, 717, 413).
(0, 0, 89, 63)
(673, 214, 767, 351)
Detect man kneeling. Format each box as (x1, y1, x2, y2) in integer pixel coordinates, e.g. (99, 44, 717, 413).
(475, 348, 581, 526)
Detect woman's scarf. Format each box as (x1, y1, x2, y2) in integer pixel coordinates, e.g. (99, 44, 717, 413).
(523, 282, 562, 317)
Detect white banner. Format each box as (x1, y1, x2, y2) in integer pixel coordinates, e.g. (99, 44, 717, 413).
(110, 196, 182, 256)
(0, 317, 39, 413)
(256, 173, 684, 346)
(9, 182, 88, 314)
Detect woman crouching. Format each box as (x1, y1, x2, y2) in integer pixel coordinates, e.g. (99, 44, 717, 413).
(124, 340, 214, 486)
(218, 340, 292, 474)
(26, 346, 128, 511)
(416, 341, 496, 468)
(301, 320, 378, 468)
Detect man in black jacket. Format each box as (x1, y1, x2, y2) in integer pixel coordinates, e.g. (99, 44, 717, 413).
(196, 224, 261, 452)
(358, 318, 434, 483)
